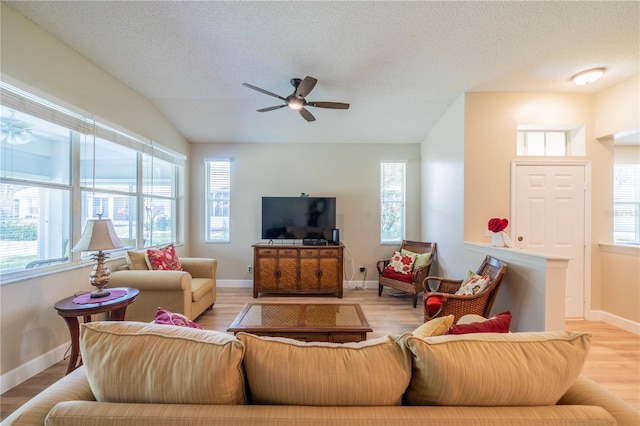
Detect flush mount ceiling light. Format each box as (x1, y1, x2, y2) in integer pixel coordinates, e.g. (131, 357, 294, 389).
(571, 68, 605, 85)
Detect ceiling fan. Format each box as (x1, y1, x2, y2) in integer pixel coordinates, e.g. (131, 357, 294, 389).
(242, 76, 349, 122)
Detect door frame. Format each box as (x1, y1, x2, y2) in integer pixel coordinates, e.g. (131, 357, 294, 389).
(510, 160, 593, 319)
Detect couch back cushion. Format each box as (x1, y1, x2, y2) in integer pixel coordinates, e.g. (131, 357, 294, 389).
(237, 332, 412, 406)
(404, 330, 591, 406)
(80, 322, 246, 404)
(126, 250, 149, 270)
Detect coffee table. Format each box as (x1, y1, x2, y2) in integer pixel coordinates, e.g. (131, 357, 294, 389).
(227, 303, 372, 343)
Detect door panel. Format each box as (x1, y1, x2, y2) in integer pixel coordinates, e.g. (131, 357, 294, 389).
(514, 164, 586, 318)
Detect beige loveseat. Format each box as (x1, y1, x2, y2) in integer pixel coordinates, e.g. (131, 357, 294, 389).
(3, 321, 638, 426)
(109, 255, 216, 322)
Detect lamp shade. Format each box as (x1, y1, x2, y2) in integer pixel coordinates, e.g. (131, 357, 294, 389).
(72, 219, 124, 252)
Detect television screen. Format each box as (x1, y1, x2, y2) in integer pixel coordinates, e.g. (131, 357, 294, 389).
(262, 197, 336, 240)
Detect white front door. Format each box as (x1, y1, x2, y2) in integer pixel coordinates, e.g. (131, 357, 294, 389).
(513, 162, 587, 318)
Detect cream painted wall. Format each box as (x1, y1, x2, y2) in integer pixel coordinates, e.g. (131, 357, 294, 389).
(595, 75, 639, 139)
(463, 92, 599, 243)
(189, 143, 421, 283)
(0, 4, 190, 387)
(420, 94, 466, 275)
(594, 77, 640, 326)
(600, 246, 640, 323)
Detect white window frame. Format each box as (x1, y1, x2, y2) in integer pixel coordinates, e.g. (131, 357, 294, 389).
(380, 160, 406, 244)
(517, 125, 586, 157)
(613, 163, 640, 245)
(0, 80, 184, 283)
(205, 158, 231, 243)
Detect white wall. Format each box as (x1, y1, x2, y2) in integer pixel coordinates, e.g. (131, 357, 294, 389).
(189, 143, 422, 285)
(420, 94, 466, 275)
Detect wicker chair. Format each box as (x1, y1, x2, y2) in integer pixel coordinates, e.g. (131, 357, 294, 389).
(422, 255, 507, 323)
(376, 240, 436, 308)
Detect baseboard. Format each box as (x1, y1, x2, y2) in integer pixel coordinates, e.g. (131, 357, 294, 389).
(1, 342, 69, 394)
(589, 310, 640, 335)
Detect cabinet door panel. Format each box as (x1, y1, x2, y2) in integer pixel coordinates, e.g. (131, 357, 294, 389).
(257, 257, 277, 290)
(319, 257, 339, 290)
(299, 257, 320, 289)
(278, 257, 298, 290)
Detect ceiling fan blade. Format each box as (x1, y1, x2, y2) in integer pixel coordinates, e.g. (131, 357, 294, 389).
(295, 76, 317, 99)
(299, 108, 316, 122)
(242, 83, 286, 101)
(257, 105, 287, 112)
(307, 101, 350, 109)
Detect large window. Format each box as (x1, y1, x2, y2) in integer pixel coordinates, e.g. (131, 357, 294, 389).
(205, 159, 230, 243)
(1, 106, 72, 271)
(380, 161, 406, 243)
(0, 82, 183, 279)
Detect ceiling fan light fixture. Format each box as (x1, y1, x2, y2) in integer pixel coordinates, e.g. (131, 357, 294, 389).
(288, 99, 303, 110)
(571, 68, 605, 85)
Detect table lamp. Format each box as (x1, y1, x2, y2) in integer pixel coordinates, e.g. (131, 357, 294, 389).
(72, 217, 124, 298)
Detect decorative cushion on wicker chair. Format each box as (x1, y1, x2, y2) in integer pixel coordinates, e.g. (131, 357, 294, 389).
(377, 241, 437, 308)
(422, 255, 507, 323)
(381, 269, 413, 283)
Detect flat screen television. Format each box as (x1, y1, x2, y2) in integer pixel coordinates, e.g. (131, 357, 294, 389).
(261, 196, 336, 240)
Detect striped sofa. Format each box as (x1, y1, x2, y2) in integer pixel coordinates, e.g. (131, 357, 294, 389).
(3, 321, 638, 426)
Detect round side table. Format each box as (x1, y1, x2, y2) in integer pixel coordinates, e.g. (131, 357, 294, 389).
(54, 287, 139, 374)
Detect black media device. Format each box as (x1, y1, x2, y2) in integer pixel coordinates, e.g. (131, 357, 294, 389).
(262, 196, 337, 242)
(331, 228, 340, 245)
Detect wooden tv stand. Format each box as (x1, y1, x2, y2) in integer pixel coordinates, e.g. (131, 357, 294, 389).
(252, 244, 344, 298)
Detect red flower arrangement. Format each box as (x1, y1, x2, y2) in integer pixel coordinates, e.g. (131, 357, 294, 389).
(488, 218, 509, 233)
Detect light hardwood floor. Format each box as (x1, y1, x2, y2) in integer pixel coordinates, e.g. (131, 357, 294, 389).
(2, 286, 639, 420)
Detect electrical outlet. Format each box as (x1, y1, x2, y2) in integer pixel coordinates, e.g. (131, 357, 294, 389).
(247, 265, 253, 273)
(359, 266, 365, 273)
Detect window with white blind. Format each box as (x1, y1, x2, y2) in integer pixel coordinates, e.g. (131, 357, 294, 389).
(205, 159, 230, 243)
(380, 161, 406, 244)
(613, 163, 640, 244)
(0, 81, 184, 280)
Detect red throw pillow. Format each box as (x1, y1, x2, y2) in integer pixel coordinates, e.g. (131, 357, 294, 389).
(423, 293, 443, 315)
(146, 243, 183, 271)
(445, 311, 512, 335)
(154, 307, 203, 329)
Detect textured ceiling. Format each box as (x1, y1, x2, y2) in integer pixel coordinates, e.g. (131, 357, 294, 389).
(4, 1, 639, 144)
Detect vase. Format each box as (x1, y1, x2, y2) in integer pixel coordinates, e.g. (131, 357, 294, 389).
(491, 232, 505, 247)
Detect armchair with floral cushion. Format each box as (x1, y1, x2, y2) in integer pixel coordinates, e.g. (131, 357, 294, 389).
(109, 244, 216, 322)
(422, 255, 507, 323)
(376, 240, 436, 308)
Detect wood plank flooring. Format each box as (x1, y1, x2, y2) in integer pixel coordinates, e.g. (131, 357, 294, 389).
(2, 287, 638, 420)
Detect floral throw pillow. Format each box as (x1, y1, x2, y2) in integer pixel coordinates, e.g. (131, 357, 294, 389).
(154, 307, 203, 329)
(146, 243, 183, 271)
(384, 250, 416, 275)
(455, 273, 491, 296)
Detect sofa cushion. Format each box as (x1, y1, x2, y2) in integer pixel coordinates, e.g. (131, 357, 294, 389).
(126, 250, 149, 270)
(412, 315, 454, 338)
(191, 278, 213, 302)
(404, 330, 591, 406)
(445, 311, 511, 334)
(80, 322, 246, 405)
(237, 332, 412, 406)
